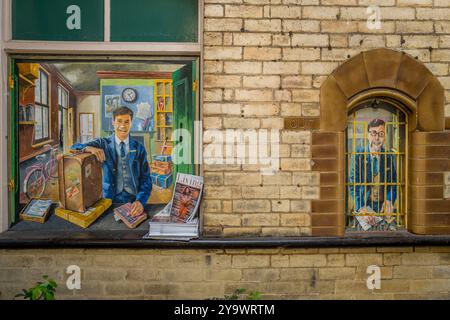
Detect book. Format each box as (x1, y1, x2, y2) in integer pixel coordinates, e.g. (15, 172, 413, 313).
(55, 198, 112, 229)
(113, 202, 148, 229)
(169, 173, 204, 223)
(20, 199, 53, 223)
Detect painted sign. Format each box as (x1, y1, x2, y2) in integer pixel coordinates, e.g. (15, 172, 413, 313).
(284, 117, 320, 130)
(12, 0, 198, 43)
(12, 0, 104, 41)
(110, 0, 198, 42)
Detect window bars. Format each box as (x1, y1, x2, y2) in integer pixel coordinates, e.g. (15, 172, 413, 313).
(346, 101, 407, 232)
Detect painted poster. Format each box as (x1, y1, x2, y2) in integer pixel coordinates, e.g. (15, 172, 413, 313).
(104, 95, 120, 118)
(101, 83, 154, 133)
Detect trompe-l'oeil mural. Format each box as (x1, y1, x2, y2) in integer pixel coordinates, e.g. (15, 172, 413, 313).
(16, 61, 196, 231)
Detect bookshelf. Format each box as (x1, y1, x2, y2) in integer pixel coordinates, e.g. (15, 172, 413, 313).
(154, 79, 174, 145)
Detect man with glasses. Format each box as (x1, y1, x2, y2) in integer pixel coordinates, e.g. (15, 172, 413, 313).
(349, 118, 397, 231)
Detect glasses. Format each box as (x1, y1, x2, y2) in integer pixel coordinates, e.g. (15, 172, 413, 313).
(369, 130, 385, 138)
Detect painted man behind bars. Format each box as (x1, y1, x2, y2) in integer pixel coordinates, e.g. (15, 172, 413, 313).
(348, 118, 397, 231)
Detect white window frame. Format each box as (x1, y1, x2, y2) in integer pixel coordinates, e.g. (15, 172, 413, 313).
(34, 67, 51, 144)
(58, 84, 70, 151)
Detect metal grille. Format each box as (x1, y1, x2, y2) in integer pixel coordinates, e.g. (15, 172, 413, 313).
(346, 100, 407, 231)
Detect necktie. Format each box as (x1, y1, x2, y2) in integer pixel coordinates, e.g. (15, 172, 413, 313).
(373, 156, 378, 176)
(120, 141, 125, 158)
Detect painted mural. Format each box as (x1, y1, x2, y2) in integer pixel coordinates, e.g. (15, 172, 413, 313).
(101, 79, 155, 133)
(15, 61, 189, 230)
(346, 101, 406, 232)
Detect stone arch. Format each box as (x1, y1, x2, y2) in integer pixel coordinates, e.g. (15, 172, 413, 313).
(312, 48, 448, 237)
(320, 48, 445, 132)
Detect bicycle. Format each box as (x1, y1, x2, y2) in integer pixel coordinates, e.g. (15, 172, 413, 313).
(23, 144, 59, 200)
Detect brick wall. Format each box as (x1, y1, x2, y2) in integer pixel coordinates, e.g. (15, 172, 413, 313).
(202, 0, 450, 237)
(410, 132, 450, 234)
(0, 247, 449, 299)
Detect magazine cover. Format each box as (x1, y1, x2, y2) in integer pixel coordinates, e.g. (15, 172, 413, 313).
(169, 173, 204, 223)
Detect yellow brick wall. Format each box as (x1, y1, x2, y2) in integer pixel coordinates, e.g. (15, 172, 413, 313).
(1, 247, 449, 299)
(202, 0, 450, 237)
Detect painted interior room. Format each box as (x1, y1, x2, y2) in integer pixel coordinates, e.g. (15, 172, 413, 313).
(13, 59, 197, 232)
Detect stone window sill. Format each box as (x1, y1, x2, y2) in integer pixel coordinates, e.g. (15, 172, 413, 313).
(0, 230, 449, 248)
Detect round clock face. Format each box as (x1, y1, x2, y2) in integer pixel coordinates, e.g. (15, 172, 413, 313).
(122, 88, 137, 103)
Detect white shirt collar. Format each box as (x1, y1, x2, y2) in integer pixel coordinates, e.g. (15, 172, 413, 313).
(115, 134, 129, 146)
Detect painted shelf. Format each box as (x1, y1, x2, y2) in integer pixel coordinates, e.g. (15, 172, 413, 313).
(154, 80, 174, 143)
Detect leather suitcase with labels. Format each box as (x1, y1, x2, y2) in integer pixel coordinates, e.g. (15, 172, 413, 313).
(58, 152, 103, 213)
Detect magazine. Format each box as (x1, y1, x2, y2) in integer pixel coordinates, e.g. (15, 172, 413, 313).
(356, 206, 383, 231)
(143, 217, 199, 241)
(113, 203, 148, 229)
(169, 173, 204, 223)
(149, 202, 179, 223)
(144, 173, 204, 240)
(23, 199, 53, 217)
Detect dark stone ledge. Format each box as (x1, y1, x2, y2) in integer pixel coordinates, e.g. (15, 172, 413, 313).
(0, 230, 450, 249)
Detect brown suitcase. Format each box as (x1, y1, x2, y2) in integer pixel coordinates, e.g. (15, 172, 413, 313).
(58, 152, 103, 213)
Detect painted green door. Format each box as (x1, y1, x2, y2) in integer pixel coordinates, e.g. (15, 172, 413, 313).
(172, 63, 194, 177)
(9, 60, 19, 224)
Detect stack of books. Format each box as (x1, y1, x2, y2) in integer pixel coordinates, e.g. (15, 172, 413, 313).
(55, 198, 112, 228)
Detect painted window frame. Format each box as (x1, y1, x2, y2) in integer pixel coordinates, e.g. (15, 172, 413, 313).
(78, 112, 95, 144)
(58, 84, 69, 150)
(33, 67, 51, 145)
(0, 0, 204, 233)
(6, 55, 202, 233)
(345, 99, 409, 233)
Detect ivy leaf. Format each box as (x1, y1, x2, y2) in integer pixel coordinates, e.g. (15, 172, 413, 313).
(32, 288, 42, 300)
(44, 291, 54, 300)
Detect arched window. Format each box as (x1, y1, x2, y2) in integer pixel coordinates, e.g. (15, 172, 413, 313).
(315, 48, 447, 237)
(346, 99, 407, 232)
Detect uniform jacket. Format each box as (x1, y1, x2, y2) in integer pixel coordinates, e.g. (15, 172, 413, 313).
(71, 135, 152, 205)
(348, 145, 397, 212)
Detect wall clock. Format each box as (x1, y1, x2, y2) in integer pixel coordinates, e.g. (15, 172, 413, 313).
(122, 88, 137, 103)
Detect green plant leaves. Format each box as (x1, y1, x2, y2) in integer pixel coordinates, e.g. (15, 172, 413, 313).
(16, 275, 57, 300)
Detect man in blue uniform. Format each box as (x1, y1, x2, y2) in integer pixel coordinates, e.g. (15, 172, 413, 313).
(348, 118, 397, 230)
(71, 106, 152, 217)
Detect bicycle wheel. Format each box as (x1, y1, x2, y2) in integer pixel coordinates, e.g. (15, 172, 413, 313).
(24, 168, 46, 199)
(45, 158, 59, 179)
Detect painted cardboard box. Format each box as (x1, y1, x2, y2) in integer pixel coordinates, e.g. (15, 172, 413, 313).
(150, 172, 173, 189)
